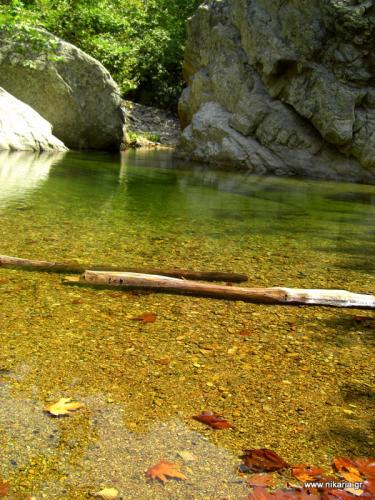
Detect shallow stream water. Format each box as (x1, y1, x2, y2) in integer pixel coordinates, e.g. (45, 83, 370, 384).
(0, 149, 374, 498)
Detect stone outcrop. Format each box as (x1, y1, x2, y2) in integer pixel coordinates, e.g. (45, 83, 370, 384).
(0, 87, 67, 152)
(178, 0, 375, 183)
(0, 30, 125, 150)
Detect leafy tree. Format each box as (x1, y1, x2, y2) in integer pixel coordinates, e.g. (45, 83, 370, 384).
(0, 0, 202, 109)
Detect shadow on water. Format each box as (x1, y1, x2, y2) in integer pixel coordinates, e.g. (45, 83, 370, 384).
(327, 426, 374, 456)
(326, 192, 375, 205)
(334, 261, 375, 274)
(314, 314, 375, 348)
(314, 245, 375, 256)
(327, 382, 375, 456)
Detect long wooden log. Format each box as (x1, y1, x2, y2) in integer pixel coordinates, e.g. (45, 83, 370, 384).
(64, 271, 375, 308)
(0, 254, 247, 283)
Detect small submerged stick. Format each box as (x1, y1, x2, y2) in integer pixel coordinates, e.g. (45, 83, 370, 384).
(0, 254, 247, 283)
(64, 270, 375, 309)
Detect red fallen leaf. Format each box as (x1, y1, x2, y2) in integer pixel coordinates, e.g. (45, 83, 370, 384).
(322, 490, 361, 499)
(249, 487, 320, 499)
(0, 479, 9, 497)
(354, 457, 375, 478)
(353, 315, 367, 322)
(247, 473, 276, 488)
(193, 411, 234, 429)
(332, 457, 362, 483)
(238, 329, 252, 337)
(278, 489, 320, 499)
(146, 460, 187, 483)
(364, 478, 375, 494)
(292, 464, 324, 483)
(353, 316, 375, 326)
(249, 487, 274, 499)
(241, 449, 289, 472)
(132, 312, 157, 323)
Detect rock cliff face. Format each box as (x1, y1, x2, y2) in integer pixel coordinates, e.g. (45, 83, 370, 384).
(178, 0, 375, 183)
(0, 87, 67, 152)
(0, 30, 125, 150)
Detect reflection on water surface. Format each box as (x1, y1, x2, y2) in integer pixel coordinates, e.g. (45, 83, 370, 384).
(0, 150, 374, 498)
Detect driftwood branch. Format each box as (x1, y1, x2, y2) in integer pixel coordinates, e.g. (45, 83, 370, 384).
(64, 271, 375, 309)
(0, 254, 247, 283)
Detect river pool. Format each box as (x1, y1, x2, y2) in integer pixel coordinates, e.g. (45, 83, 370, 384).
(0, 149, 374, 498)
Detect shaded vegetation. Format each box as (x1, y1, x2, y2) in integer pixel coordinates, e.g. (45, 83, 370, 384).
(0, 0, 201, 109)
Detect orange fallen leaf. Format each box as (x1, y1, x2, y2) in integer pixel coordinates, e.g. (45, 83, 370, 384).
(292, 464, 324, 483)
(247, 473, 276, 488)
(193, 411, 234, 429)
(44, 398, 84, 416)
(364, 478, 375, 495)
(0, 479, 9, 497)
(355, 457, 375, 478)
(241, 449, 289, 472)
(132, 312, 156, 323)
(146, 460, 187, 483)
(332, 456, 362, 483)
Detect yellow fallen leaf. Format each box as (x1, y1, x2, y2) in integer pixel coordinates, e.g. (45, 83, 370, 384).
(94, 487, 119, 499)
(44, 398, 84, 416)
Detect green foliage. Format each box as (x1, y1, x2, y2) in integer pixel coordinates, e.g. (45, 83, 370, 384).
(0, 0, 60, 64)
(126, 130, 161, 146)
(0, 0, 201, 109)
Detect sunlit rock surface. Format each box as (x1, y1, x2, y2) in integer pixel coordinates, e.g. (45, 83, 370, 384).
(178, 0, 375, 183)
(0, 30, 125, 150)
(0, 88, 67, 153)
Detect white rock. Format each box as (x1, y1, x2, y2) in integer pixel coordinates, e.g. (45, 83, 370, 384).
(0, 87, 67, 152)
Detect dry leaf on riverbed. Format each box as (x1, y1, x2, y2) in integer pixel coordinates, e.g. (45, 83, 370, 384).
(333, 457, 362, 483)
(0, 479, 9, 497)
(146, 460, 187, 483)
(193, 411, 234, 429)
(355, 457, 375, 478)
(292, 464, 324, 483)
(132, 312, 157, 323)
(249, 486, 320, 499)
(364, 478, 375, 495)
(238, 329, 252, 337)
(44, 398, 84, 416)
(246, 473, 276, 488)
(241, 449, 289, 472)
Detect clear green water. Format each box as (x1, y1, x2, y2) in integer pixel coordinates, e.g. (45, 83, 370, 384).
(0, 149, 374, 498)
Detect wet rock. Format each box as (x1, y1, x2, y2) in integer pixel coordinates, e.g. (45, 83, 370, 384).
(178, 0, 375, 183)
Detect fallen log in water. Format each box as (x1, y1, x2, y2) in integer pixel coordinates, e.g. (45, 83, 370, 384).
(0, 254, 247, 283)
(64, 271, 375, 309)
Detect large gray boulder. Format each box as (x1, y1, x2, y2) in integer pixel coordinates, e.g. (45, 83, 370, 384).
(178, 0, 375, 183)
(0, 87, 67, 152)
(0, 30, 125, 150)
